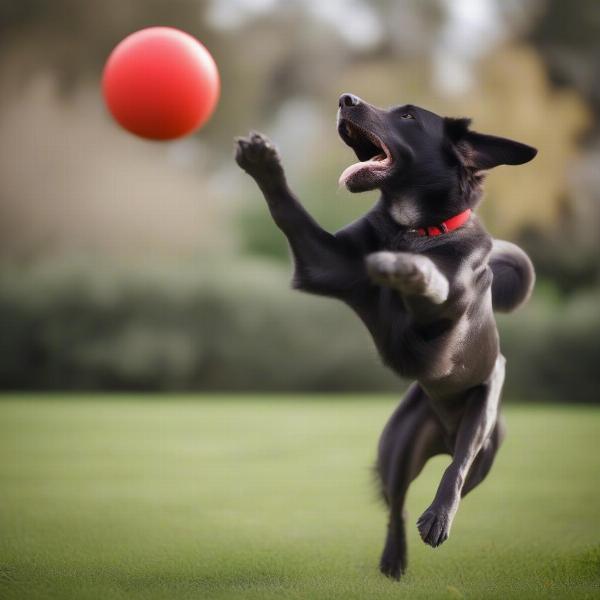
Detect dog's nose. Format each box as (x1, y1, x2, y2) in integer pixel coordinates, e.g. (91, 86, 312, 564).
(339, 93, 361, 108)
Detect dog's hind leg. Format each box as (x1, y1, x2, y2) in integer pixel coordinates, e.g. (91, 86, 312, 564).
(461, 415, 506, 497)
(377, 383, 446, 579)
(417, 355, 506, 548)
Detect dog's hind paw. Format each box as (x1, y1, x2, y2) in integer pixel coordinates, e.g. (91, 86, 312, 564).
(234, 131, 284, 183)
(379, 531, 407, 580)
(416, 508, 451, 548)
(379, 553, 406, 580)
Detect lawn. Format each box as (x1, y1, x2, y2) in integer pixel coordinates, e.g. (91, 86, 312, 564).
(0, 396, 599, 600)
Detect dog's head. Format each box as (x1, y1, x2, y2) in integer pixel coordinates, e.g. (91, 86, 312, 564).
(337, 93, 537, 222)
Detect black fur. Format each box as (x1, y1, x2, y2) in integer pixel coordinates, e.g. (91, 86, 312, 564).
(234, 94, 537, 579)
(489, 240, 535, 312)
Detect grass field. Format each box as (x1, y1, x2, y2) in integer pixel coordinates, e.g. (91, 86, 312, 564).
(0, 396, 599, 599)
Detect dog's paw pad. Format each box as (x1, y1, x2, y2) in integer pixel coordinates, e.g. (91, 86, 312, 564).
(417, 509, 450, 548)
(234, 131, 282, 176)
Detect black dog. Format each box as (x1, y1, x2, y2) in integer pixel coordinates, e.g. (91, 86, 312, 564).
(234, 94, 536, 579)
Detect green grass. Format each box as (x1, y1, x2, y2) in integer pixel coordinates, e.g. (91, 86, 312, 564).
(0, 396, 599, 599)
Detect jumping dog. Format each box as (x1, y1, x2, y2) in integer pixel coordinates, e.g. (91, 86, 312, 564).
(234, 93, 536, 579)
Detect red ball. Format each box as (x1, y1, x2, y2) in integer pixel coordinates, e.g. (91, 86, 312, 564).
(102, 27, 220, 140)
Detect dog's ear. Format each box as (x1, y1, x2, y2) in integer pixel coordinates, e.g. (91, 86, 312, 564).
(445, 117, 537, 170)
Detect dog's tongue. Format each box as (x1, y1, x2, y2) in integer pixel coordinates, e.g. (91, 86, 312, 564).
(338, 161, 369, 187)
(338, 155, 387, 188)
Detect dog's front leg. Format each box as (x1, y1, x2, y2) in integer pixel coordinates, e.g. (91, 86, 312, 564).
(235, 132, 314, 235)
(416, 355, 506, 547)
(366, 251, 449, 314)
(235, 132, 359, 297)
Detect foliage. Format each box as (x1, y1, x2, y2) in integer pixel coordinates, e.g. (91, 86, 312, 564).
(1, 258, 598, 402)
(498, 284, 600, 403)
(0, 257, 397, 393)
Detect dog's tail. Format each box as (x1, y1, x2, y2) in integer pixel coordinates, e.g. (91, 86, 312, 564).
(490, 240, 535, 313)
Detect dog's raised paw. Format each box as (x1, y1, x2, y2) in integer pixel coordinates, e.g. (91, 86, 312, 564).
(366, 252, 398, 282)
(366, 252, 422, 289)
(234, 131, 283, 180)
(417, 508, 451, 548)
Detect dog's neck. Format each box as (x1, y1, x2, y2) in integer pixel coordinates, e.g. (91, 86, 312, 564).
(383, 193, 467, 228)
(384, 193, 420, 226)
(381, 176, 481, 230)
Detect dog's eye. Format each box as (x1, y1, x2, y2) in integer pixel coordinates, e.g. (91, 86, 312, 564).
(400, 113, 415, 120)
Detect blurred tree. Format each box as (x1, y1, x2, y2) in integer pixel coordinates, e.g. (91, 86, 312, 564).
(523, 0, 600, 292)
(530, 0, 600, 136)
(454, 45, 589, 236)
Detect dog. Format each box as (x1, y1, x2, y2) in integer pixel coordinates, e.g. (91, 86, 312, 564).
(234, 93, 536, 579)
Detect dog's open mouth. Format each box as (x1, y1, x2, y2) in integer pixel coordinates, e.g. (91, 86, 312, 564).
(338, 119, 392, 188)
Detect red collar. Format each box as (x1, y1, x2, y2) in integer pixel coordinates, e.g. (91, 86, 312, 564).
(415, 208, 472, 237)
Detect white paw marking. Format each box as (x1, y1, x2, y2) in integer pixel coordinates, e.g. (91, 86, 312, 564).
(366, 252, 449, 304)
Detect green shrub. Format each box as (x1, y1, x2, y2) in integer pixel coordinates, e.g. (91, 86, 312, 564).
(498, 286, 600, 403)
(1, 257, 598, 401)
(0, 257, 398, 392)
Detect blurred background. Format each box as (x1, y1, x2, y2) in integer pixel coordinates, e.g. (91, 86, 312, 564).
(0, 0, 598, 401)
